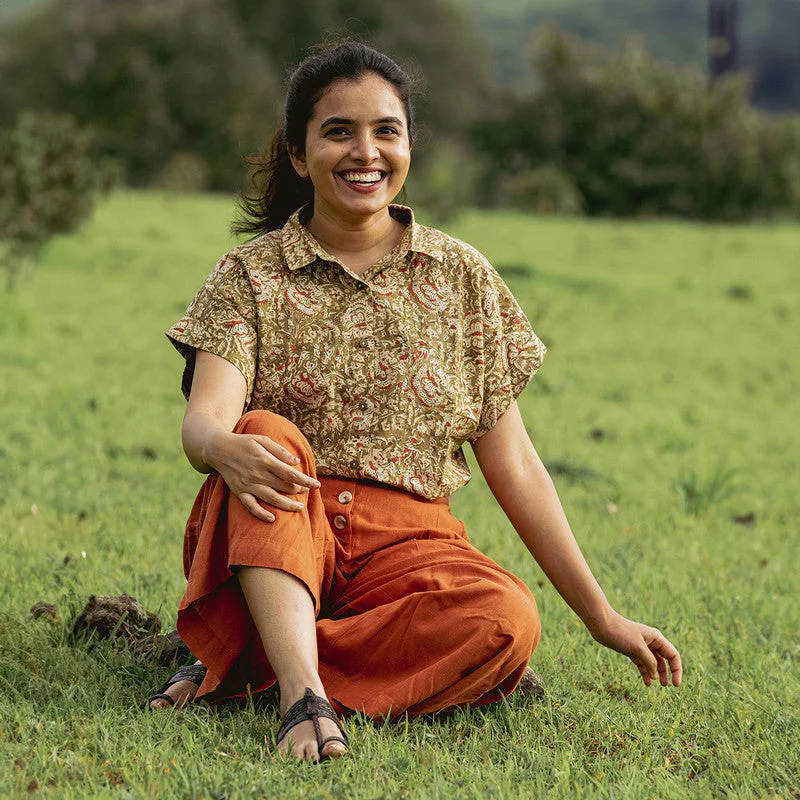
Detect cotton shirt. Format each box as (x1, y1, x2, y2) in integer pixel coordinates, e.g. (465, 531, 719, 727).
(167, 205, 545, 499)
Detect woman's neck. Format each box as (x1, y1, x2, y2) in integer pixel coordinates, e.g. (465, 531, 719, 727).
(305, 207, 404, 276)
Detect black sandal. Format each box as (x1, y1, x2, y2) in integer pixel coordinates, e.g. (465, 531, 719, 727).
(148, 663, 207, 708)
(276, 688, 349, 760)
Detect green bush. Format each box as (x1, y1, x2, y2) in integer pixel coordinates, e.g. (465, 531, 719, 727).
(0, 0, 279, 190)
(406, 141, 482, 223)
(498, 165, 585, 215)
(0, 0, 489, 193)
(0, 112, 116, 286)
(473, 23, 800, 220)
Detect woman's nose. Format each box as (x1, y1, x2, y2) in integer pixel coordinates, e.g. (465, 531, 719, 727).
(351, 133, 379, 162)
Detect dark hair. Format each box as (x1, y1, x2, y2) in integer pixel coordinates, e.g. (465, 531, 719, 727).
(234, 42, 415, 238)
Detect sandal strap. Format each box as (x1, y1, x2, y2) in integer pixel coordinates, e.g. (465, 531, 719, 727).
(319, 735, 349, 750)
(276, 687, 349, 753)
(147, 664, 208, 710)
(165, 664, 207, 689)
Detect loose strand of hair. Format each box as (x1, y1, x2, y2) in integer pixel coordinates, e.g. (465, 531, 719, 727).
(232, 128, 313, 239)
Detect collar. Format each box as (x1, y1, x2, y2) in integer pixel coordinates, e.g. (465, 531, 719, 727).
(281, 205, 445, 272)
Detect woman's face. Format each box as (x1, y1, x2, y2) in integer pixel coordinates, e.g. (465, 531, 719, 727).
(290, 73, 411, 225)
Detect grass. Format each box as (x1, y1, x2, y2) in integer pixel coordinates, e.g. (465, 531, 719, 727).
(676, 464, 739, 517)
(1, 191, 799, 798)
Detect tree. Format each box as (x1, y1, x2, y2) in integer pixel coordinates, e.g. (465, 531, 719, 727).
(0, 113, 116, 287)
(0, 0, 491, 190)
(0, 0, 280, 189)
(472, 24, 800, 219)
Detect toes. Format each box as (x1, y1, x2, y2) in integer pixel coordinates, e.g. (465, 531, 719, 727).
(278, 721, 347, 762)
(321, 742, 347, 760)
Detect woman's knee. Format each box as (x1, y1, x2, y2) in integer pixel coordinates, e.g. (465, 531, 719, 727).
(235, 410, 312, 455)
(489, 582, 541, 663)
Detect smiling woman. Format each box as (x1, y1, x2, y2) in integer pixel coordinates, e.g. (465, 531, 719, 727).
(151, 41, 682, 764)
(288, 73, 412, 270)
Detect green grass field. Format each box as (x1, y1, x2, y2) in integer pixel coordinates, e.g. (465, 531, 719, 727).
(1, 192, 798, 798)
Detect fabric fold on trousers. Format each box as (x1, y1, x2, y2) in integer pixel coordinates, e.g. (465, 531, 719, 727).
(176, 410, 540, 719)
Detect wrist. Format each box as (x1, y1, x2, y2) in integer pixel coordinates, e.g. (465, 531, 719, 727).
(201, 428, 231, 473)
(582, 601, 616, 639)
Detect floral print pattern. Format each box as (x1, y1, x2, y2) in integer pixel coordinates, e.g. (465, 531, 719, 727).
(167, 206, 545, 499)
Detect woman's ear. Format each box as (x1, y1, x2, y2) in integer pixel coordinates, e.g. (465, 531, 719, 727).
(288, 146, 309, 179)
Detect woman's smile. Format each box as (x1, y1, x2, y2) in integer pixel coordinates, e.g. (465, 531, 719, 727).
(338, 169, 386, 189)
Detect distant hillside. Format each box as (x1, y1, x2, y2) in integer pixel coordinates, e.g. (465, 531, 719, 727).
(0, 0, 51, 19)
(455, 0, 799, 110)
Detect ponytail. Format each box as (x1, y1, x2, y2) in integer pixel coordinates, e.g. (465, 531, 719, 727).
(233, 128, 314, 238)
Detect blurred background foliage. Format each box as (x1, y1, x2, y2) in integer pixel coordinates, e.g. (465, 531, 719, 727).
(459, 0, 800, 112)
(0, 0, 798, 248)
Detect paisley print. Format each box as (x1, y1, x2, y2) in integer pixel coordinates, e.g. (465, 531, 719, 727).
(411, 367, 449, 409)
(409, 274, 454, 311)
(286, 284, 328, 316)
(167, 205, 545, 499)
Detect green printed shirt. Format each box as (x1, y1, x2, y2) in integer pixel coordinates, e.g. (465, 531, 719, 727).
(167, 205, 545, 499)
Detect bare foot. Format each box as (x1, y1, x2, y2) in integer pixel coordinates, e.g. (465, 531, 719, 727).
(278, 689, 348, 761)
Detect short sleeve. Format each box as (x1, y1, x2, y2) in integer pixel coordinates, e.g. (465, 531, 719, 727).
(468, 258, 546, 441)
(166, 253, 258, 403)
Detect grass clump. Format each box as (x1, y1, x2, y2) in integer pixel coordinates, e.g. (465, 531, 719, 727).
(677, 464, 738, 516)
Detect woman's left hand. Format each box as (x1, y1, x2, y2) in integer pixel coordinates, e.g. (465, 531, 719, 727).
(589, 611, 682, 687)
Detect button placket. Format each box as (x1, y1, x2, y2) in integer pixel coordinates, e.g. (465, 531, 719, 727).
(331, 484, 354, 533)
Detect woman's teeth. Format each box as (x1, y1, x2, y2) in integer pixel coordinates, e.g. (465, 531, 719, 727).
(341, 171, 383, 184)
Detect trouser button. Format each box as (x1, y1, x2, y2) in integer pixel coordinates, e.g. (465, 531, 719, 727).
(338, 491, 353, 504)
(333, 515, 347, 530)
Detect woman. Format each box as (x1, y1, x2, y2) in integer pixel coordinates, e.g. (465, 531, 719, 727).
(150, 42, 681, 761)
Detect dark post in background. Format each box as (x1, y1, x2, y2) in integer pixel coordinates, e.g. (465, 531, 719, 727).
(708, 0, 740, 78)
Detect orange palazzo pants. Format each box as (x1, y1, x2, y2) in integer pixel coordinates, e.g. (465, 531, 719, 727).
(177, 410, 540, 719)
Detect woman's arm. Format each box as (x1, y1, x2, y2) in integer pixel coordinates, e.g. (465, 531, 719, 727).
(182, 349, 319, 522)
(472, 401, 682, 687)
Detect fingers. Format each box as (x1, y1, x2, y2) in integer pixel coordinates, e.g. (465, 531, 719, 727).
(652, 637, 683, 687)
(254, 435, 320, 491)
(239, 486, 308, 521)
(239, 492, 276, 523)
(632, 649, 658, 687)
(642, 628, 683, 687)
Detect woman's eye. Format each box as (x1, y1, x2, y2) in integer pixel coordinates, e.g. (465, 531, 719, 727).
(325, 127, 350, 137)
(378, 126, 399, 136)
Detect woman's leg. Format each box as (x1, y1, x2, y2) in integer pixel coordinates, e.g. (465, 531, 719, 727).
(237, 566, 345, 760)
(167, 410, 341, 760)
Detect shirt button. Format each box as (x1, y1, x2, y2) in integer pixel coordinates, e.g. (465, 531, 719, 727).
(338, 491, 353, 505)
(359, 337, 371, 348)
(349, 459, 358, 469)
(358, 401, 368, 410)
(333, 514, 347, 530)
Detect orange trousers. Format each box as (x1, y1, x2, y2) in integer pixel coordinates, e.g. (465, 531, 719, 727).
(177, 410, 540, 718)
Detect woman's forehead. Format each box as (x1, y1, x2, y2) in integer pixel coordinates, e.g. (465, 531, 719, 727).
(312, 74, 407, 123)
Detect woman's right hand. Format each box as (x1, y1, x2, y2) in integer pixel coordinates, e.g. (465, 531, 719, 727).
(203, 429, 320, 522)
